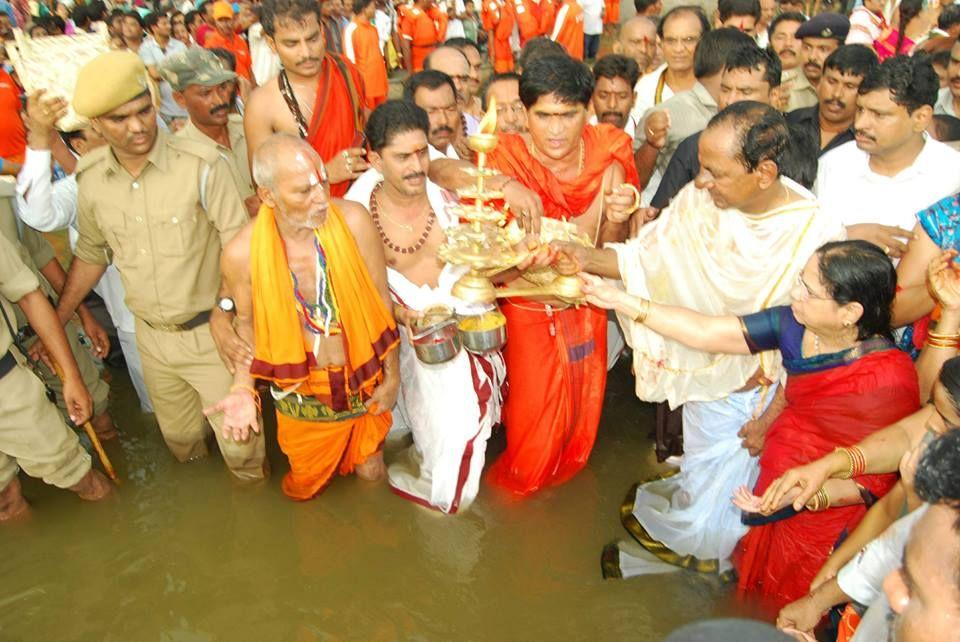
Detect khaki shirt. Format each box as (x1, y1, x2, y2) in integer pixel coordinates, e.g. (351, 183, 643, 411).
(177, 114, 254, 200)
(0, 231, 40, 355)
(785, 68, 818, 112)
(74, 130, 248, 326)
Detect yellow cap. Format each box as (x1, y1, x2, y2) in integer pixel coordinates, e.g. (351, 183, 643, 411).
(72, 51, 152, 119)
(212, 1, 234, 20)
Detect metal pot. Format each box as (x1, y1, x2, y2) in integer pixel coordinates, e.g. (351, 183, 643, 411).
(457, 311, 507, 354)
(411, 316, 462, 364)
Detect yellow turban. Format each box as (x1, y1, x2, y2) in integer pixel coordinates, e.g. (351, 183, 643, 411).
(73, 51, 152, 119)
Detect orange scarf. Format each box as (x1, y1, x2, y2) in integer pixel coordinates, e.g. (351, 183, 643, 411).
(487, 124, 639, 220)
(249, 203, 399, 411)
(306, 55, 365, 197)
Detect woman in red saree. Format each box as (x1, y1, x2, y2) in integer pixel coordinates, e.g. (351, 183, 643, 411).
(579, 240, 919, 605)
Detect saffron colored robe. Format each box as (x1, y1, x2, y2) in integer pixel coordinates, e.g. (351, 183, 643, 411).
(249, 203, 399, 499)
(485, 124, 639, 495)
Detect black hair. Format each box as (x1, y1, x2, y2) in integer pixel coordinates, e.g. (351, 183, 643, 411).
(47, 15, 66, 33)
(717, 0, 760, 22)
(767, 11, 805, 39)
(403, 69, 457, 102)
(896, 0, 924, 56)
(593, 54, 641, 89)
(693, 26, 755, 79)
(780, 122, 819, 189)
(858, 54, 939, 113)
(823, 44, 878, 80)
(724, 45, 781, 88)
(365, 99, 431, 152)
(445, 36, 481, 56)
(933, 115, 960, 143)
(352, 0, 375, 15)
(519, 54, 593, 108)
(71, 5, 91, 30)
(931, 48, 952, 71)
(938, 357, 960, 414)
(123, 11, 144, 29)
(60, 129, 87, 156)
(87, 0, 108, 22)
(815, 240, 896, 340)
(185, 10, 200, 27)
(939, 5, 960, 31)
(707, 101, 789, 173)
(209, 47, 236, 70)
(144, 11, 165, 32)
(481, 72, 520, 110)
(517, 36, 566, 71)
(634, 0, 660, 13)
(657, 5, 710, 39)
(914, 426, 960, 509)
(260, 0, 320, 37)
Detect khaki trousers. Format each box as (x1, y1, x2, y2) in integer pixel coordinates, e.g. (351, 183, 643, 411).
(0, 363, 91, 489)
(135, 319, 266, 480)
(26, 320, 110, 420)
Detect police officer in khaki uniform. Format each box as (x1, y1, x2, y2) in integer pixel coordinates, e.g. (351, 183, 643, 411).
(55, 51, 267, 481)
(0, 232, 111, 520)
(159, 48, 256, 209)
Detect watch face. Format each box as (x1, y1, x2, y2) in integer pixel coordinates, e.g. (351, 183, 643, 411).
(219, 297, 235, 312)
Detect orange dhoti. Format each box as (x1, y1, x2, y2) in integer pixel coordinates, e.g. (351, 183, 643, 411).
(488, 301, 607, 495)
(273, 369, 391, 500)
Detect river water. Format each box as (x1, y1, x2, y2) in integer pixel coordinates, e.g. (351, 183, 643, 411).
(0, 360, 753, 641)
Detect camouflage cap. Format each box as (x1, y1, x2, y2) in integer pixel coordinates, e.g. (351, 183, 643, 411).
(158, 47, 237, 92)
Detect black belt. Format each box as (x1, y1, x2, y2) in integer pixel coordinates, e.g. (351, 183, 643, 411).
(0, 351, 16, 380)
(143, 310, 211, 333)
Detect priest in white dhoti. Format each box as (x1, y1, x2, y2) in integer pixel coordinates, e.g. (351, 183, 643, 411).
(345, 100, 505, 514)
(559, 102, 844, 577)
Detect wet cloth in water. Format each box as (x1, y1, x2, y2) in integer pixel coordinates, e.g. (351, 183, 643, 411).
(249, 202, 399, 499)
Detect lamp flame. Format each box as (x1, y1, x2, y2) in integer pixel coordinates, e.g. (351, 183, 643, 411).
(478, 97, 497, 135)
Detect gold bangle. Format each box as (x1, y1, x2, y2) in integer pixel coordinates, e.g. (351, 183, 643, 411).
(620, 183, 641, 215)
(850, 445, 866, 477)
(806, 487, 830, 512)
(632, 298, 650, 324)
(835, 447, 855, 480)
(927, 331, 960, 340)
(925, 340, 960, 349)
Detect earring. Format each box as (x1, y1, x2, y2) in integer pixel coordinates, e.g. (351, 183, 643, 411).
(843, 321, 851, 327)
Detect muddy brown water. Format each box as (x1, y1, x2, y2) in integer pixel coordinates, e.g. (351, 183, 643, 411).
(0, 360, 753, 641)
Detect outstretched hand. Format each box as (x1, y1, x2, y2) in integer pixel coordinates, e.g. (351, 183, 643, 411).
(203, 389, 260, 442)
(578, 272, 624, 310)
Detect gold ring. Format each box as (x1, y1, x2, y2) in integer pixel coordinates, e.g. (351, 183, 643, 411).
(883, 244, 890, 255)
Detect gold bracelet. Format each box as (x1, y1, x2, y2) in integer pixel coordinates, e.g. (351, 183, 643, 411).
(805, 487, 830, 512)
(620, 183, 641, 215)
(850, 445, 866, 477)
(927, 331, 960, 340)
(835, 447, 855, 480)
(925, 339, 960, 349)
(632, 298, 650, 324)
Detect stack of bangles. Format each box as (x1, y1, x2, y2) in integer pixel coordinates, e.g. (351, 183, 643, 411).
(805, 486, 831, 512)
(835, 445, 866, 479)
(925, 330, 960, 350)
(632, 298, 651, 324)
(230, 384, 262, 413)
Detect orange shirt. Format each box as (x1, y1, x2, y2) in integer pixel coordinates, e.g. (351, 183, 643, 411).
(204, 31, 253, 81)
(551, 0, 583, 60)
(513, 0, 552, 44)
(400, 6, 440, 71)
(0, 68, 25, 163)
(343, 18, 388, 107)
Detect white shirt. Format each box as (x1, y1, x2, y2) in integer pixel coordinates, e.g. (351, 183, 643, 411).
(15, 148, 136, 333)
(630, 64, 674, 125)
(248, 22, 281, 86)
(577, 0, 603, 35)
(935, 86, 958, 118)
(837, 504, 928, 606)
(816, 137, 960, 233)
(138, 36, 188, 120)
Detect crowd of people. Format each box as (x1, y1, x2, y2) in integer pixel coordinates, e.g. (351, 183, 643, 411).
(1, 0, 960, 638)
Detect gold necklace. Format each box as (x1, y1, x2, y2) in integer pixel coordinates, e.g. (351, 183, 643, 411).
(372, 187, 415, 232)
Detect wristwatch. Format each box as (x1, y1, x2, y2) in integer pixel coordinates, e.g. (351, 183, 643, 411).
(217, 297, 236, 313)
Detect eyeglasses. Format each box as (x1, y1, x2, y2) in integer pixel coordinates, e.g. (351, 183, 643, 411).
(662, 36, 700, 49)
(495, 102, 525, 117)
(796, 273, 831, 300)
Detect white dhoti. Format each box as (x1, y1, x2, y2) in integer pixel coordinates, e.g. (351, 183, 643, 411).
(616, 386, 775, 576)
(386, 266, 505, 514)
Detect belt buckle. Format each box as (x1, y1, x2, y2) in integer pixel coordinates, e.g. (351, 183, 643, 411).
(151, 321, 185, 332)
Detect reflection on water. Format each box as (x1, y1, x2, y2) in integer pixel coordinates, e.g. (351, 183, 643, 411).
(0, 361, 748, 641)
